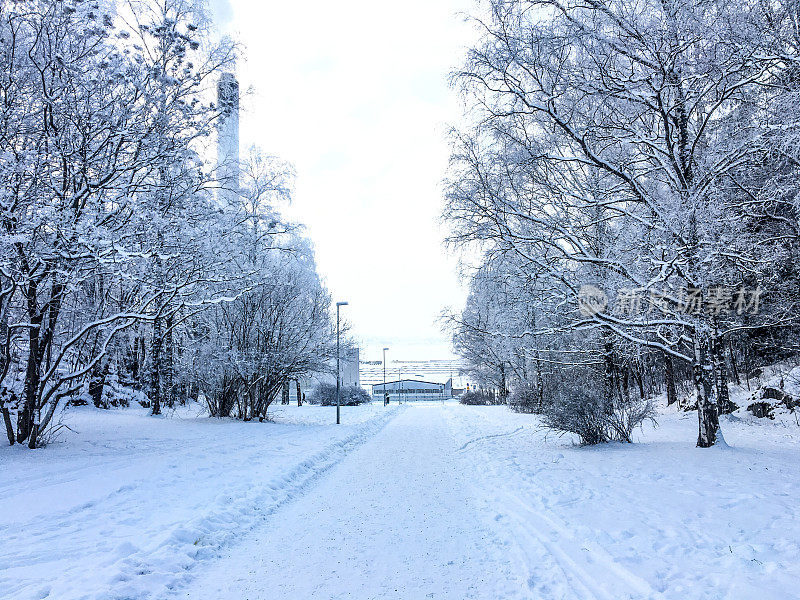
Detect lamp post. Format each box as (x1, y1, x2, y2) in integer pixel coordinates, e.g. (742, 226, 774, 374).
(383, 347, 389, 406)
(398, 366, 405, 404)
(336, 301, 348, 424)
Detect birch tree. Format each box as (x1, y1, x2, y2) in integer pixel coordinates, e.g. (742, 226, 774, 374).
(447, 0, 799, 446)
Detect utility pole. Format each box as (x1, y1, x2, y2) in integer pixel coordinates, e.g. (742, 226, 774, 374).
(336, 301, 348, 424)
(383, 347, 389, 406)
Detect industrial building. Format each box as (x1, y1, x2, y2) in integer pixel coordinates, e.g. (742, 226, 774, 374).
(372, 378, 456, 401)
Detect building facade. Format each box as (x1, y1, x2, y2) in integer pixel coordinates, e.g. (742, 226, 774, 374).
(372, 379, 446, 402)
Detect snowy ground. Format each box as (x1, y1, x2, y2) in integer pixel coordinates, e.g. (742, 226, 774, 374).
(1, 401, 799, 600)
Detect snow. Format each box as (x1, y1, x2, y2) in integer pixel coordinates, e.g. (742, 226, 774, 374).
(443, 405, 800, 600)
(2, 401, 800, 600)
(746, 362, 800, 401)
(0, 403, 395, 600)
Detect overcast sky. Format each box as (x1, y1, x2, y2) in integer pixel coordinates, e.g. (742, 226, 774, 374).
(209, 0, 480, 362)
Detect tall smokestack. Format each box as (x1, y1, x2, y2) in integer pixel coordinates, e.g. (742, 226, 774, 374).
(217, 72, 240, 207)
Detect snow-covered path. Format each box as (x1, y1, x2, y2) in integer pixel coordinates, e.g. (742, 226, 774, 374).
(180, 403, 800, 600)
(0, 404, 398, 600)
(3, 402, 799, 600)
(181, 403, 521, 599)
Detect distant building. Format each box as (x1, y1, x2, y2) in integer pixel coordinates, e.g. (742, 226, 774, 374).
(296, 348, 360, 403)
(372, 379, 446, 401)
(358, 359, 465, 391)
(444, 378, 464, 398)
(340, 347, 360, 388)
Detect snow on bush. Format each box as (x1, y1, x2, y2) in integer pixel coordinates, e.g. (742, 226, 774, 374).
(539, 378, 656, 445)
(312, 383, 371, 406)
(459, 390, 504, 405)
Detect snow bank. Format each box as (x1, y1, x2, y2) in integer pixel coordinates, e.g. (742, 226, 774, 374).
(0, 403, 396, 600)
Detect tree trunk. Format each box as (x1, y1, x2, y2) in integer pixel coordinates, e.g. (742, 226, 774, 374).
(17, 280, 63, 447)
(242, 385, 251, 421)
(499, 362, 508, 403)
(621, 368, 630, 403)
(743, 344, 752, 391)
(28, 421, 39, 449)
(602, 331, 615, 410)
(296, 380, 302, 406)
(694, 335, 722, 448)
(18, 323, 40, 443)
(634, 366, 645, 400)
(2, 403, 14, 445)
(282, 381, 290, 405)
(138, 336, 147, 388)
(89, 359, 109, 408)
(129, 336, 141, 384)
(150, 317, 162, 415)
(164, 314, 175, 408)
(664, 352, 678, 406)
(711, 326, 734, 414)
(535, 349, 545, 411)
(728, 339, 740, 386)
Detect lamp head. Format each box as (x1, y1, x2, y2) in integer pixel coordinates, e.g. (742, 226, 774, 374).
(336, 301, 349, 306)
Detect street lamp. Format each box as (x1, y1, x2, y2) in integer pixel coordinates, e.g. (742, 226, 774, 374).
(398, 366, 405, 404)
(336, 301, 348, 425)
(398, 365, 412, 404)
(382, 347, 389, 405)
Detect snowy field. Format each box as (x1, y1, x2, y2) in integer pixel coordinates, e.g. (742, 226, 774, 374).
(1, 401, 799, 600)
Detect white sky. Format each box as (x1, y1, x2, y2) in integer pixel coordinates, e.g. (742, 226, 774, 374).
(209, 0, 480, 362)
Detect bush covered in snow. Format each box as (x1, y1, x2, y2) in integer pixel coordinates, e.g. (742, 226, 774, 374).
(459, 390, 503, 405)
(313, 383, 371, 406)
(508, 384, 542, 414)
(539, 378, 656, 445)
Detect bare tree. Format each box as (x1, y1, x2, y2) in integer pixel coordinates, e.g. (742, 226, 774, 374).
(446, 0, 800, 446)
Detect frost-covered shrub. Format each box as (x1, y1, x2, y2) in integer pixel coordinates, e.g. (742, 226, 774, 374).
(508, 384, 542, 414)
(204, 373, 239, 418)
(314, 383, 371, 406)
(540, 378, 656, 445)
(540, 383, 609, 445)
(459, 390, 497, 405)
(604, 393, 658, 443)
